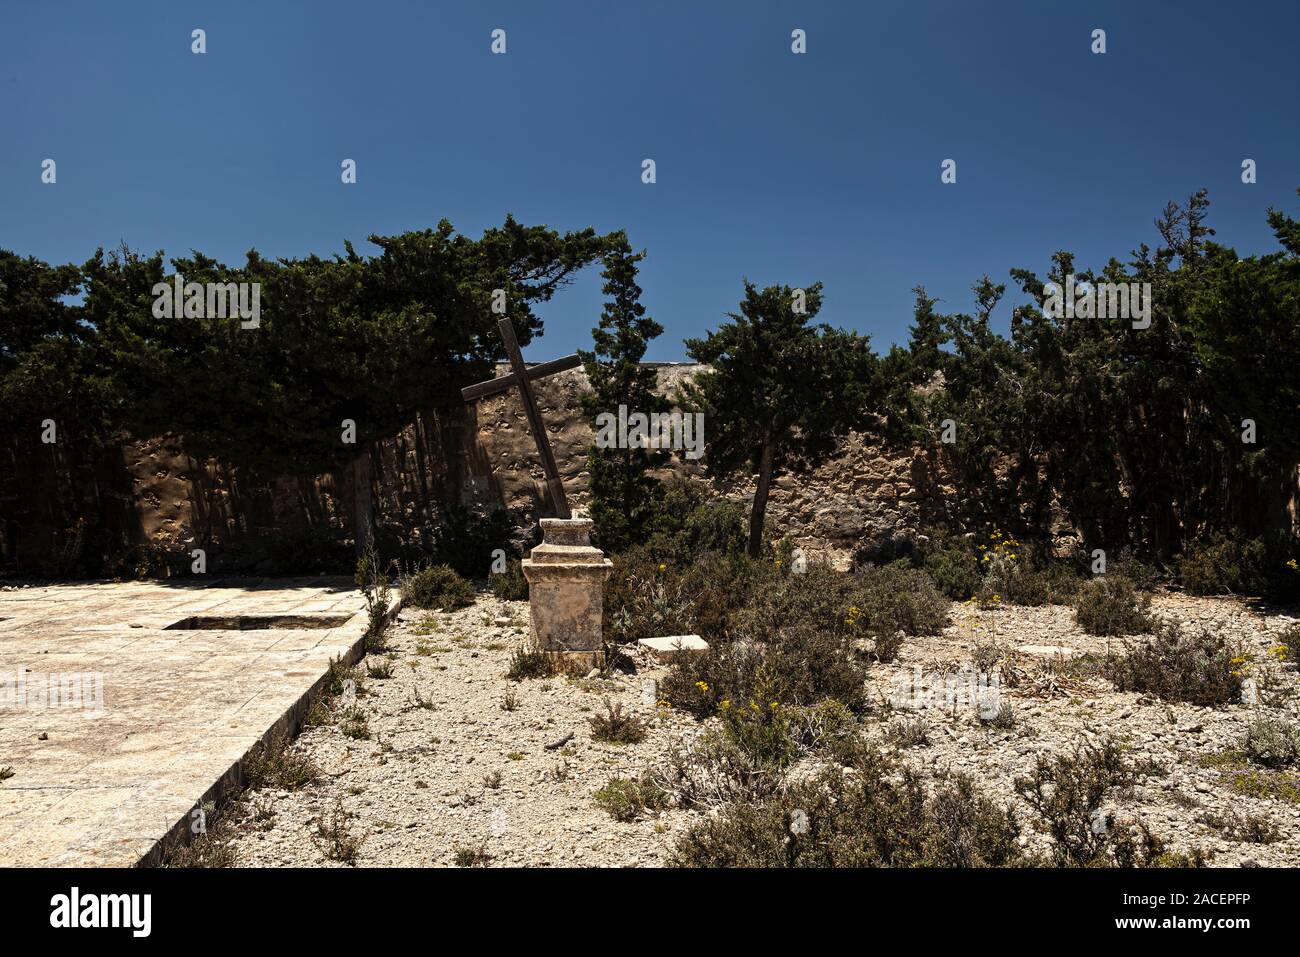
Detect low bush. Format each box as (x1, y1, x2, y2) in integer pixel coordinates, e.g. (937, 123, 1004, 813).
(429, 505, 516, 580)
(669, 745, 1023, 867)
(489, 558, 529, 601)
(661, 624, 867, 717)
(506, 646, 556, 681)
(1013, 738, 1195, 867)
(1074, 575, 1152, 636)
(1242, 717, 1300, 768)
(1177, 533, 1300, 603)
(1104, 622, 1244, 706)
(588, 700, 648, 744)
(403, 563, 476, 610)
(1177, 534, 1264, 596)
(593, 776, 669, 822)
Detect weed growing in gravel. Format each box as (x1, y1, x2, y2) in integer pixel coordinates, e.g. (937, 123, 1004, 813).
(501, 689, 520, 712)
(366, 658, 394, 679)
(507, 646, 557, 681)
(453, 844, 492, 867)
(483, 771, 502, 789)
(982, 701, 1017, 729)
(406, 686, 435, 711)
(1104, 622, 1244, 706)
(243, 732, 319, 790)
(1201, 810, 1280, 844)
(589, 700, 648, 744)
(886, 718, 930, 749)
(594, 776, 670, 822)
(303, 698, 333, 728)
(339, 707, 371, 740)
(161, 800, 237, 868)
(315, 799, 364, 864)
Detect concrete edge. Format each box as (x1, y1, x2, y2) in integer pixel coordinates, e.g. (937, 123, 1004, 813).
(135, 590, 405, 868)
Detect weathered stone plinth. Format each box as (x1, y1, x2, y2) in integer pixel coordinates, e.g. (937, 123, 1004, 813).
(521, 518, 613, 668)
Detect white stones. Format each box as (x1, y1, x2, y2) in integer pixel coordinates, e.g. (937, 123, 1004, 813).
(1015, 644, 1082, 660)
(637, 634, 709, 661)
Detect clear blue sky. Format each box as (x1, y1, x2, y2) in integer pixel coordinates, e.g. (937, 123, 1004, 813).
(2, 0, 1297, 359)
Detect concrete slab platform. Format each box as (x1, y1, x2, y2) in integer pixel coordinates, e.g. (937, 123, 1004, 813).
(0, 578, 377, 866)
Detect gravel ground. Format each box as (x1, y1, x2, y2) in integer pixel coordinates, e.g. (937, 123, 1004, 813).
(223, 596, 703, 867)
(223, 591, 1300, 867)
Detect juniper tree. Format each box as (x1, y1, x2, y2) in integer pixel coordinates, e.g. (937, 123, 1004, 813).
(684, 281, 879, 557)
(577, 234, 667, 552)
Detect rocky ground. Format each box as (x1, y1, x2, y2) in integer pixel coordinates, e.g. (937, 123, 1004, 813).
(220, 592, 1300, 867)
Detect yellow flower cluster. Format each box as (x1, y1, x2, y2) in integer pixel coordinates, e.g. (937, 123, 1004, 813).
(978, 529, 1020, 563)
(1229, 654, 1253, 678)
(844, 605, 861, 627)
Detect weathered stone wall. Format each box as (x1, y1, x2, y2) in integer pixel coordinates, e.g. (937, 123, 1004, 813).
(2, 362, 954, 574)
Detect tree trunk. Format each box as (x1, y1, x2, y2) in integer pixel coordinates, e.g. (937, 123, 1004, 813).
(353, 447, 374, 554)
(748, 438, 775, 558)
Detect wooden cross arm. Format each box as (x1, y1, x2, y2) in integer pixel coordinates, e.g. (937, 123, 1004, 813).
(461, 352, 583, 403)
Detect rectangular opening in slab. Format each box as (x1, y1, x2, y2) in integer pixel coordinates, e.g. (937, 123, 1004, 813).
(164, 614, 353, 631)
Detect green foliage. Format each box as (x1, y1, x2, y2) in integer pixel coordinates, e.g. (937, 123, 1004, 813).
(919, 531, 982, 600)
(1242, 717, 1300, 769)
(1073, 575, 1153, 636)
(1013, 738, 1183, 867)
(1104, 622, 1244, 706)
(670, 747, 1023, 867)
(2, 218, 613, 573)
(684, 281, 881, 556)
(506, 646, 556, 681)
(578, 235, 667, 552)
(403, 563, 476, 610)
(593, 776, 669, 822)
(489, 558, 529, 601)
(426, 506, 516, 580)
(1177, 533, 1300, 603)
(588, 700, 648, 744)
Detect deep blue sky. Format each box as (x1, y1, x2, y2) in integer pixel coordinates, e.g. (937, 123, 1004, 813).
(2, 0, 1297, 360)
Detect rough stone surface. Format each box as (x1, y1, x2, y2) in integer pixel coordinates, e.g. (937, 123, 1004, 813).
(521, 518, 612, 663)
(0, 578, 372, 866)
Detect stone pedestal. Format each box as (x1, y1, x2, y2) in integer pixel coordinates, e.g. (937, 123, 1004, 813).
(521, 518, 613, 668)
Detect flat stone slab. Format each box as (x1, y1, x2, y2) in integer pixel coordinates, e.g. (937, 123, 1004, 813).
(0, 578, 372, 866)
(638, 635, 709, 661)
(1015, 644, 1083, 660)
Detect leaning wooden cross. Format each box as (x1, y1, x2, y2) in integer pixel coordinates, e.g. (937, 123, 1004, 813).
(461, 317, 578, 519)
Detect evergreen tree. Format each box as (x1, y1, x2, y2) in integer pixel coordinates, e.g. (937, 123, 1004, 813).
(684, 281, 879, 556)
(578, 234, 667, 551)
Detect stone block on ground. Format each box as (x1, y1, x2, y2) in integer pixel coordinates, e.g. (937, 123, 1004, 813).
(638, 635, 709, 661)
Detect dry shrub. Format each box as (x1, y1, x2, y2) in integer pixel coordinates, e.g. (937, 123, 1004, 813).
(1104, 622, 1243, 706)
